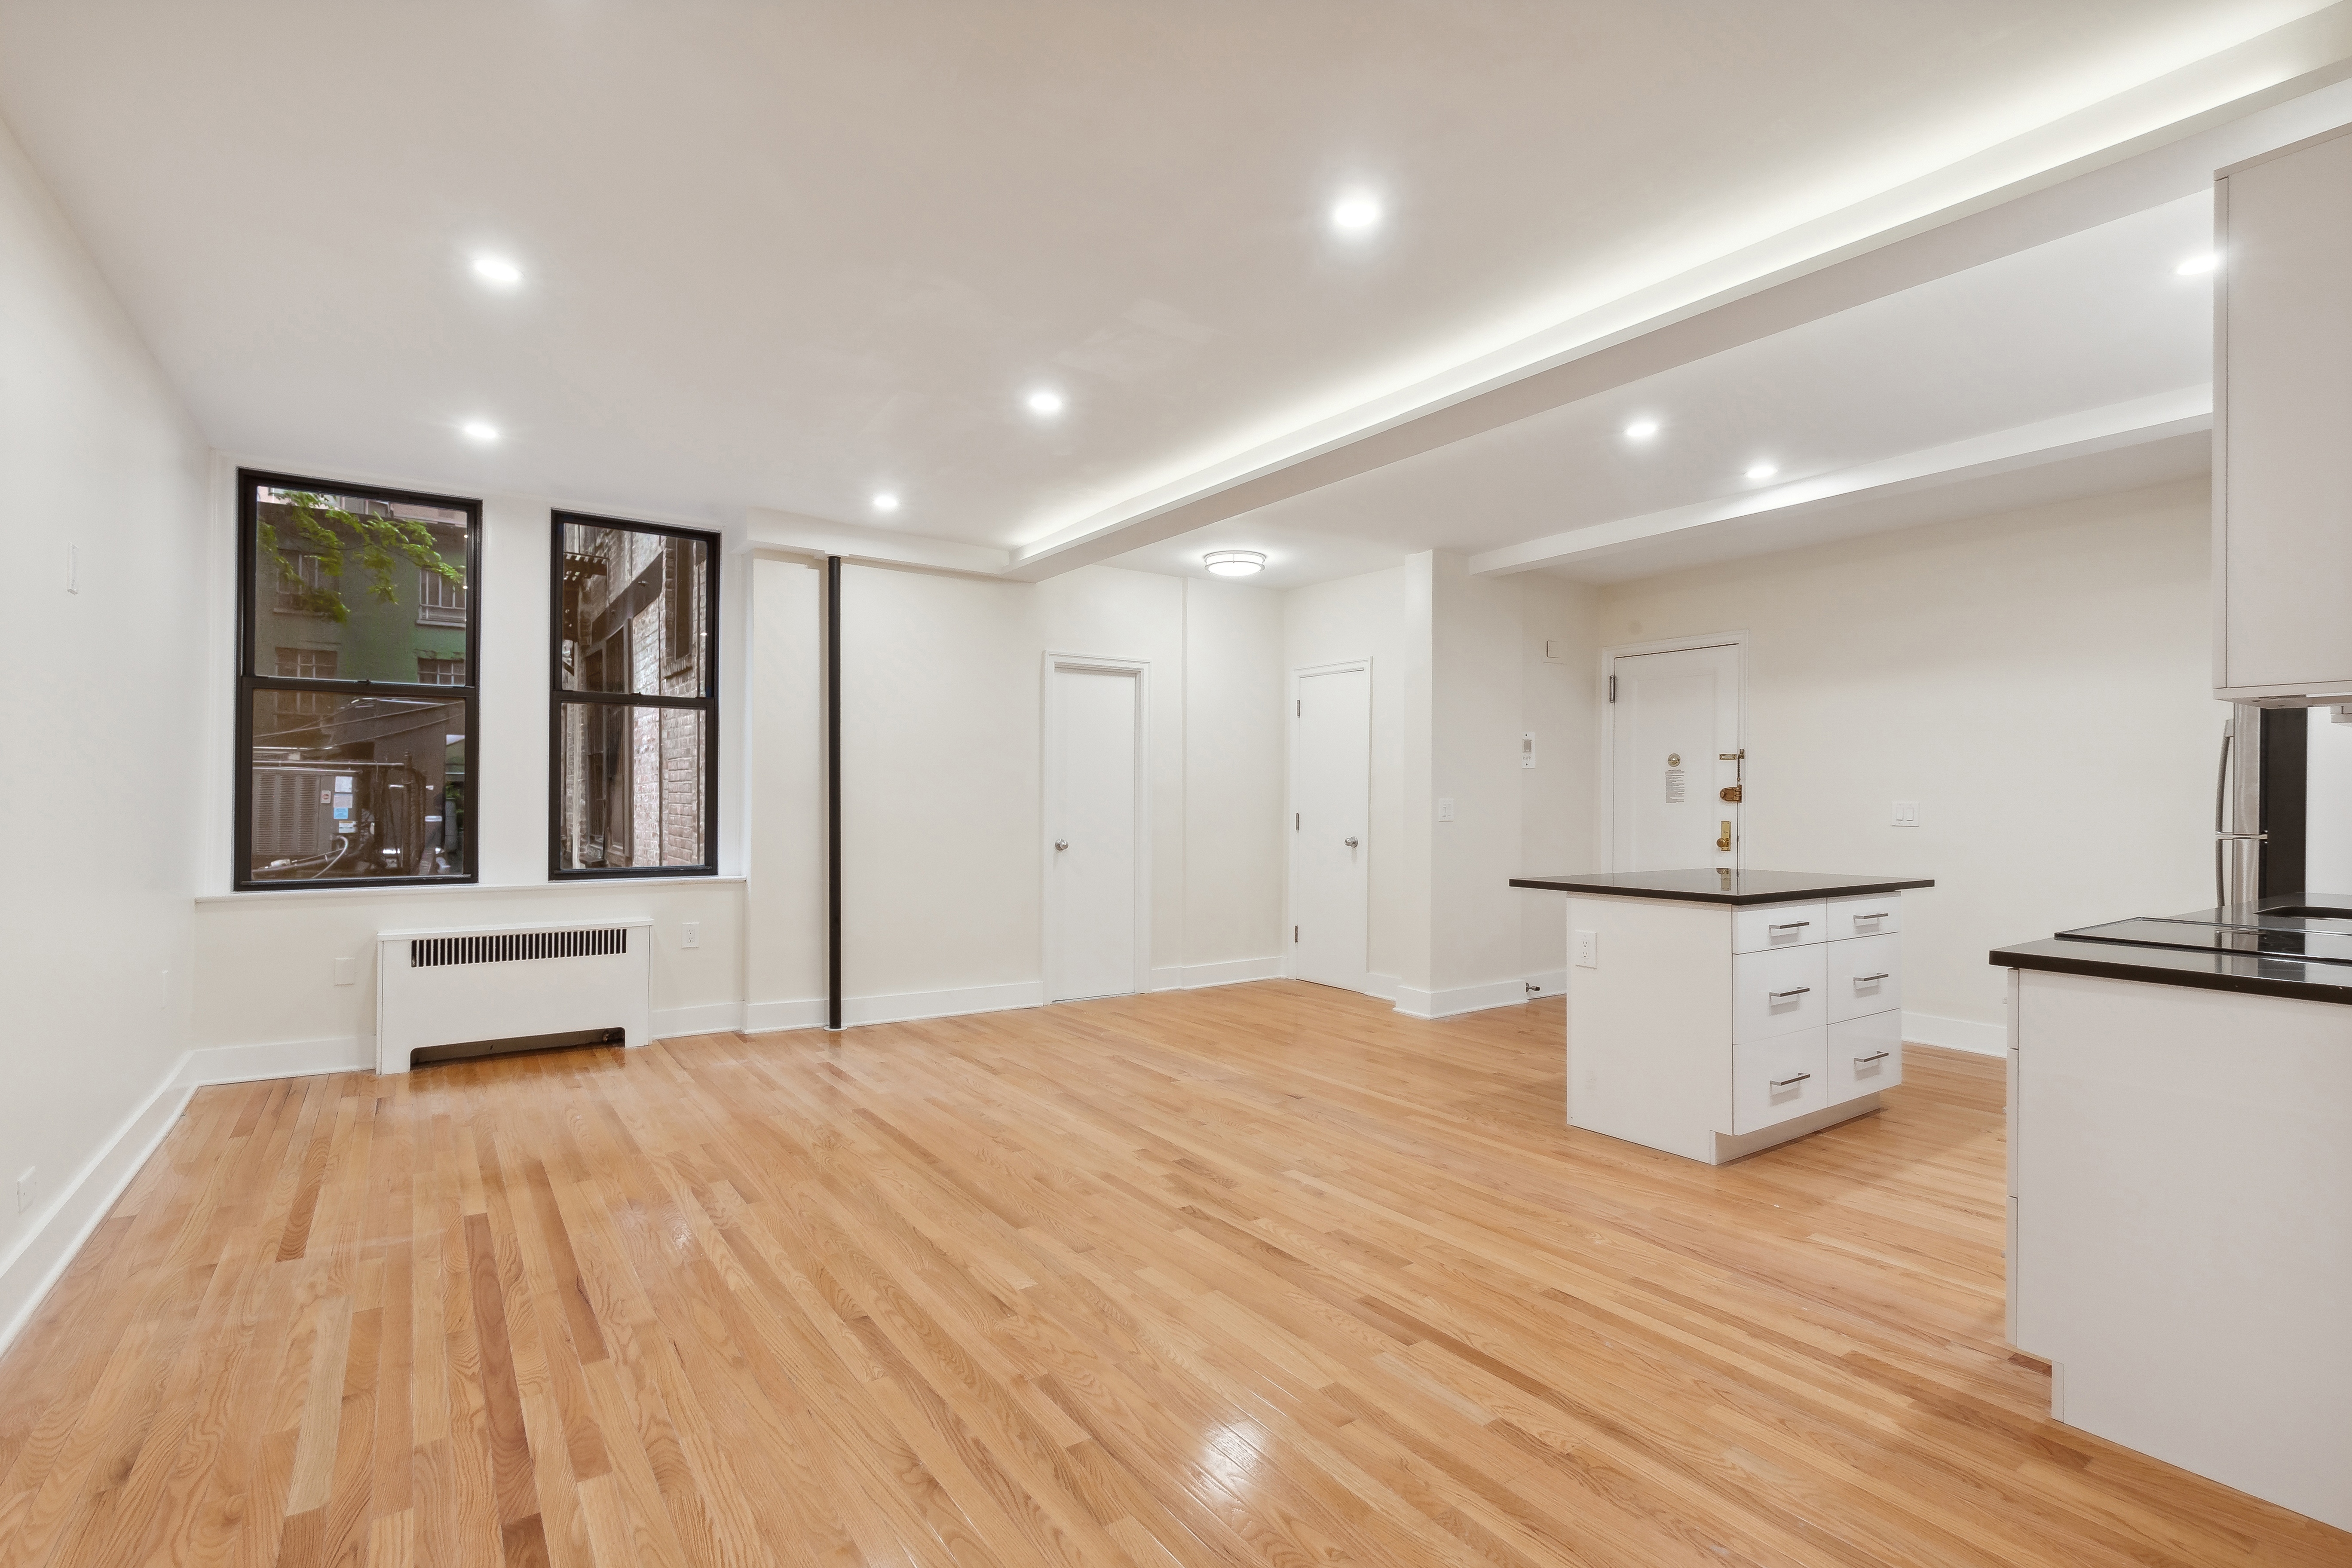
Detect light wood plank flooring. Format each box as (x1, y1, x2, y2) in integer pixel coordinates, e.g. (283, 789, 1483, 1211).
(2, 984, 2345, 1568)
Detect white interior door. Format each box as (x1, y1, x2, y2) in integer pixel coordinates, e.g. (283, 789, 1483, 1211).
(1609, 642, 1742, 873)
(1047, 665, 1141, 1001)
(1292, 666, 1371, 991)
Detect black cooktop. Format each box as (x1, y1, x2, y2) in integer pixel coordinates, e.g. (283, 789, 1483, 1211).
(1991, 894, 2352, 1005)
(2059, 914, 2352, 967)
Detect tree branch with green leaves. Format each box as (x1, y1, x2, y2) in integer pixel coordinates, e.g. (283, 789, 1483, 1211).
(257, 491, 462, 622)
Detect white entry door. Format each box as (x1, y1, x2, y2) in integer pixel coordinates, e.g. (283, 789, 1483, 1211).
(1292, 665, 1371, 991)
(1046, 663, 1142, 1001)
(1609, 642, 1743, 872)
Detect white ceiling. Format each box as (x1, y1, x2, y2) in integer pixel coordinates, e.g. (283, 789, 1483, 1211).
(1115, 193, 2217, 586)
(0, 0, 2321, 568)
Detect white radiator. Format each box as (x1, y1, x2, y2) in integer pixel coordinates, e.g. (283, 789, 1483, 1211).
(375, 918, 653, 1075)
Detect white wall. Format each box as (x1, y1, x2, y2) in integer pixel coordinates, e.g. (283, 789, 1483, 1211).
(1280, 557, 1606, 1015)
(1595, 478, 2216, 1048)
(0, 113, 211, 1339)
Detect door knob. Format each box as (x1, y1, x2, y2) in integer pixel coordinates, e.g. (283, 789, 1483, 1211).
(1054, 839, 1068, 851)
(1343, 836, 1359, 848)
(1716, 820, 1733, 851)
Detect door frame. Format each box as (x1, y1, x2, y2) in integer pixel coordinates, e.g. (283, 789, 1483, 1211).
(1041, 652, 1152, 1002)
(1287, 658, 1373, 988)
(1599, 632, 1748, 875)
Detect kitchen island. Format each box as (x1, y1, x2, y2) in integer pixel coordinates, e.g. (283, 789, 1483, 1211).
(1995, 897, 2352, 1533)
(1513, 868, 1933, 1164)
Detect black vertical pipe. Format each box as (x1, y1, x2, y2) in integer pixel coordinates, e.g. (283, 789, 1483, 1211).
(827, 554, 844, 1031)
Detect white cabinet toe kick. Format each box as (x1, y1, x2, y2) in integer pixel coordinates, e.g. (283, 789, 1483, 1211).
(1531, 877, 1925, 1166)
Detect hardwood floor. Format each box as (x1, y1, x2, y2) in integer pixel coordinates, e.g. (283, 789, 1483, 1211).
(2, 984, 2345, 1568)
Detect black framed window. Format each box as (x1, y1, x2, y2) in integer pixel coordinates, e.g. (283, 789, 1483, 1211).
(236, 470, 479, 888)
(552, 513, 718, 877)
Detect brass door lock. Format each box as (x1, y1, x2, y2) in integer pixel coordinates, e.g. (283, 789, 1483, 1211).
(1716, 820, 1733, 851)
(1719, 785, 1742, 802)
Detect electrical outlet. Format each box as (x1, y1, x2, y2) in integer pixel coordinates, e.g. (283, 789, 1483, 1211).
(15, 1169, 37, 1215)
(1573, 930, 1599, 969)
(1437, 797, 1456, 822)
(331, 957, 356, 986)
(1892, 800, 1923, 827)
(682, 922, 701, 949)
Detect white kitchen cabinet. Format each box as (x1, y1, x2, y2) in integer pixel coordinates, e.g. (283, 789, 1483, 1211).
(1517, 870, 1927, 1165)
(2215, 122, 2352, 701)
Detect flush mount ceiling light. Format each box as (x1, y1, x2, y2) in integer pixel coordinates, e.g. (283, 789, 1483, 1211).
(872, 492, 900, 513)
(1203, 550, 1267, 577)
(1330, 191, 1383, 233)
(1745, 461, 1778, 480)
(2175, 252, 2219, 276)
(1623, 417, 1661, 441)
(1025, 388, 1066, 417)
(471, 255, 523, 287)
(461, 420, 499, 442)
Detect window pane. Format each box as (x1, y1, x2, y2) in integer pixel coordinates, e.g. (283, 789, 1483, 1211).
(250, 482, 471, 683)
(555, 701, 707, 871)
(247, 690, 468, 882)
(558, 520, 708, 696)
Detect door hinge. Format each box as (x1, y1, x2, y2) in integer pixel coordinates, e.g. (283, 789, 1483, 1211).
(1293, 925, 1299, 943)
(1296, 699, 1302, 716)
(1607, 674, 1617, 703)
(1295, 812, 1300, 830)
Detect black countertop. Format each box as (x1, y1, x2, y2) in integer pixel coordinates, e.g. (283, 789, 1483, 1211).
(1509, 868, 1935, 906)
(1991, 893, 2352, 1006)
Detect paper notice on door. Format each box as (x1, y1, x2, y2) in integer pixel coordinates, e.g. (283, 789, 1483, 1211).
(1664, 766, 1686, 803)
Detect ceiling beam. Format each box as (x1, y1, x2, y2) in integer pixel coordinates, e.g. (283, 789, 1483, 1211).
(1467, 386, 2212, 577)
(998, 15, 2352, 582)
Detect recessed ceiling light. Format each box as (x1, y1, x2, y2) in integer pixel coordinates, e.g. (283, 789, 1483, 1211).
(1203, 550, 1267, 577)
(461, 420, 499, 442)
(1745, 461, 1778, 480)
(471, 255, 522, 286)
(1330, 192, 1383, 233)
(1026, 389, 1066, 417)
(2175, 253, 2219, 276)
(1623, 418, 1661, 441)
(872, 492, 900, 513)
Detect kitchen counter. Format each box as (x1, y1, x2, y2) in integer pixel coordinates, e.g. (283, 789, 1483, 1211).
(1990, 893, 2352, 1006)
(1510, 868, 1935, 905)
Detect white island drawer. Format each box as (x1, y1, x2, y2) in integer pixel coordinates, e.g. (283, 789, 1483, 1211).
(1828, 934, 1902, 1023)
(1733, 1029, 1828, 1133)
(1734, 901, 1827, 953)
(1828, 1012, 1902, 1101)
(1825, 894, 1902, 940)
(1733, 946, 1827, 1042)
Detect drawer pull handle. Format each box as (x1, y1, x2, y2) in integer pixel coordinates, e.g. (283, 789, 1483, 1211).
(1853, 972, 1890, 985)
(1766, 987, 1811, 1001)
(1853, 912, 1889, 921)
(1769, 1072, 1813, 1089)
(1767, 921, 1810, 932)
(1854, 1051, 1891, 1064)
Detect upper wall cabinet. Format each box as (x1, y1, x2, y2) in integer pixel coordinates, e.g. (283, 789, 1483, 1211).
(2216, 125, 2352, 701)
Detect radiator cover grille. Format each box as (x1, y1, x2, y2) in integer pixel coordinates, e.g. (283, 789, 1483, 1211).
(409, 927, 630, 968)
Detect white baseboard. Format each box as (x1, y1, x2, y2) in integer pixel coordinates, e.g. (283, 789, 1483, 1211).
(1364, 972, 1400, 1002)
(1903, 1010, 2006, 1056)
(1148, 957, 1284, 992)
(652, 1001, 746, 1039)
(744, 980, 1047, 1034)
(1394, 976, 1540, 1020)
(742, 997, 827, 1033)
(176, 1035, 370, 1087)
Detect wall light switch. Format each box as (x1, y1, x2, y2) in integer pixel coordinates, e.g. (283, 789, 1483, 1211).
(1892, 800, 1922, 827)
(1437, 797, 1456, 822)
(331, 957, 356, 986)
(1521, 732, 1537, 769)
(1543, 639, 1568, 663)
(682, 922, 701, 949)
(1573, 930, 1599, 969)
(15, 1169, 38, 1215)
